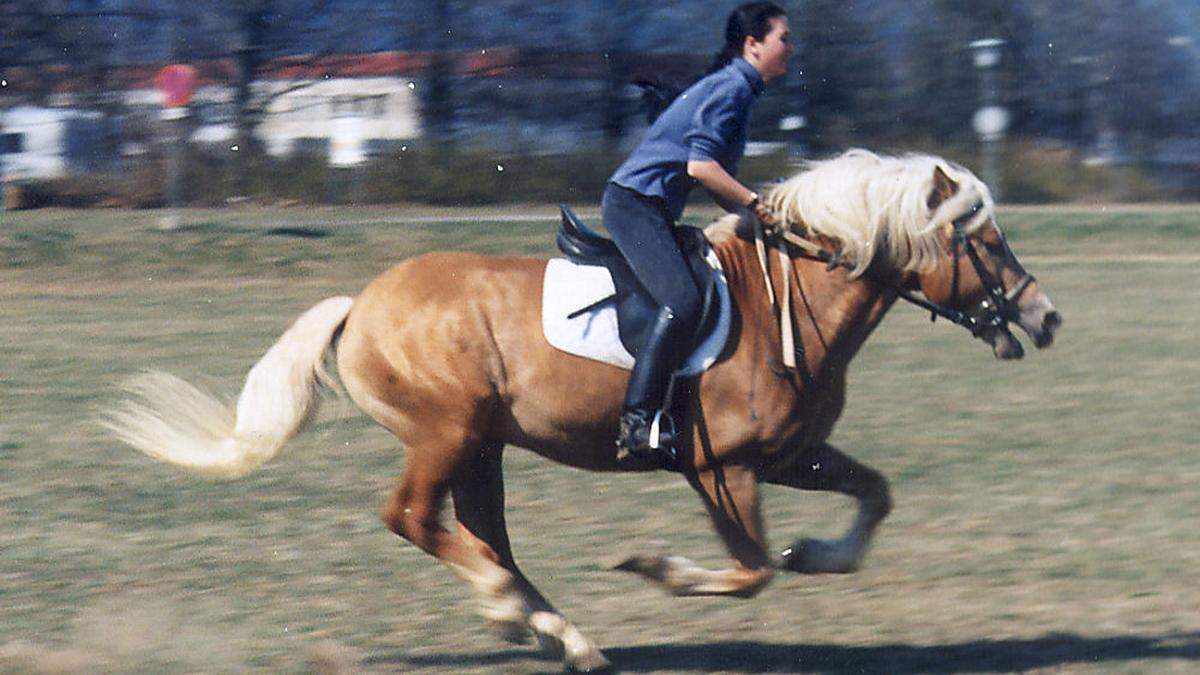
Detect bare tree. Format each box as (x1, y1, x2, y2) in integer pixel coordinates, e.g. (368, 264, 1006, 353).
(593, 0, 650, 153)
(795, 0, 888, 151)
(415, 0, 457, 146)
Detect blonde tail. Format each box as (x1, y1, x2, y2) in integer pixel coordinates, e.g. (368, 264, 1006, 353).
(103, 296, 355, 479)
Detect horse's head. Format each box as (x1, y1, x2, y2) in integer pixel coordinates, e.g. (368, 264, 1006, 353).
(914, 166, 1061, 360)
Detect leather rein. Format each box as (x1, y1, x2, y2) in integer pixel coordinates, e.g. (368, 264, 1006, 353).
(751, 211, 1035, 372)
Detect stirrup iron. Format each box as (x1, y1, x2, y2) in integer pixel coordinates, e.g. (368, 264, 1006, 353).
(648, 410, 677, 461)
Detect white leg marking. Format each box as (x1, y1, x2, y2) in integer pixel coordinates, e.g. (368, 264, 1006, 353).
(450, 563, 529, 642)
(529, 611, 610, 672)
(453, 563, 608, 669)
(613, 552, 772, 597)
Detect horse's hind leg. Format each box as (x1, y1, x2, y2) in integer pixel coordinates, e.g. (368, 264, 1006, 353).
(380, 439, 497, 575)
(448, 445, 528, 642)
(613, 464, 775, 598)
(450, 445, 610, 672)
(763, 441, 893, 574)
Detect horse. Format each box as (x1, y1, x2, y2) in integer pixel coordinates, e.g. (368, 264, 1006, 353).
(105, 149, 1061, 672)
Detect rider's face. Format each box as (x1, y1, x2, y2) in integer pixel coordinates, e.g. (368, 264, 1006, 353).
(746, 16, 793, 82)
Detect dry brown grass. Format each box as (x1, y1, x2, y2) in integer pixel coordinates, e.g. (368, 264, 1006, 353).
(1, 206, 1198, 673)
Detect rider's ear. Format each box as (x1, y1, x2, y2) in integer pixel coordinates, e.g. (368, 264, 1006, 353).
(927, 166, 959, 210)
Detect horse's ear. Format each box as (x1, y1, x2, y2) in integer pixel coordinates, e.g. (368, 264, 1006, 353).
(927, 165, 959, 210)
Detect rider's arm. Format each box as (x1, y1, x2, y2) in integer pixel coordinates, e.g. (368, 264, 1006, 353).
(684, 82, 758, 214)
(688, 159, 756, 213)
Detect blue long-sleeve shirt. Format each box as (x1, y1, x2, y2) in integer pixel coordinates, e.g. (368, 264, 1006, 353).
(610, 57, 765, 221)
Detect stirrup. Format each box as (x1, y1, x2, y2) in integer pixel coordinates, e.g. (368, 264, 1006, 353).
(617, 409, 677, 464)
(647, 410, 677, 459)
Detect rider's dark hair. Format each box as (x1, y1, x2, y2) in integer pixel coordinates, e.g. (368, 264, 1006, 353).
(637, 2, 787, 123)
(708, 1, 788, 73)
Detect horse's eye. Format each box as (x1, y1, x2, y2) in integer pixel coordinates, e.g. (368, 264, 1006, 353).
(953, 202, 983, 229)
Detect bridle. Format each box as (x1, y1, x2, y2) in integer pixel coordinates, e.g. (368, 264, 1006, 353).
(944, 219, 1036, 337)
(752, 205, 1036, 370)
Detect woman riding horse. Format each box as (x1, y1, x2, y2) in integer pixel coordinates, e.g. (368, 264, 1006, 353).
(105, 149, 1061, 672)
(605, 1, 793, 460)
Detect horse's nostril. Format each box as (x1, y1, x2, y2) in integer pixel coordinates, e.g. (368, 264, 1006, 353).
(1035, 310, 1062, 348)
(1043, 310, 1062, 332)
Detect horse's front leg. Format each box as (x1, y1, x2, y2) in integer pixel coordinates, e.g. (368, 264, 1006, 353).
(763, 442, 893, 574)
(612, 464, 775, 598)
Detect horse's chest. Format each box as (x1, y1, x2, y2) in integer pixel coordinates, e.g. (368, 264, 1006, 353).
(758, 373, 847, 453)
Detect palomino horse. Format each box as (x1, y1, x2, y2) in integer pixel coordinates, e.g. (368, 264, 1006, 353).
(106, 150, 1061, 672)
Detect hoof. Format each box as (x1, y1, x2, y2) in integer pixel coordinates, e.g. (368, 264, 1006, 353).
(533, 631, 566, 662)
(781, 538, 860, 574)
(529, 611, 570, 661)
(567, 649, 612, 673)
(529, 611, 610, 673)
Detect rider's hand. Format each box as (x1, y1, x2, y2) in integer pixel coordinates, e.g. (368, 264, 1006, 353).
(747, 193, 779, 230)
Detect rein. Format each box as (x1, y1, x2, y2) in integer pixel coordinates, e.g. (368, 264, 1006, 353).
(751, 218, 1035, 372)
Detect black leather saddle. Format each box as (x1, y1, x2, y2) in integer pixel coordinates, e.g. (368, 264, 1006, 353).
(555, 205, 724, 359)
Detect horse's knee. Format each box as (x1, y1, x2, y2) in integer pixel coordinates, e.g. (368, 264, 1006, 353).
(865, 472, 893, 519)
(841, 461, 891, 515)
(381, 490, 439, 547)
(380, 498, 409, 536)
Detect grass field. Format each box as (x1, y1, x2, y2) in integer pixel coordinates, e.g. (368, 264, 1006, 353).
(2, 204, 1199, 674)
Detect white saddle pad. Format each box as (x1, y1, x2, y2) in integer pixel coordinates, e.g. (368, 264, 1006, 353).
(541, 252, 731, 375)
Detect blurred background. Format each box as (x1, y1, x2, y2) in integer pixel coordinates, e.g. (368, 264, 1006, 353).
(1, 0, 1199, 209)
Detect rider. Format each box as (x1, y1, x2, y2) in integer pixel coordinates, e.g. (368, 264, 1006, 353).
(604, 1, 793, 460)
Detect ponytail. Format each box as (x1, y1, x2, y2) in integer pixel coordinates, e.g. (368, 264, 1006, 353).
(707, 46, 740, 74)
(707, 1, 788, 74)
(639, 1, 786, 122)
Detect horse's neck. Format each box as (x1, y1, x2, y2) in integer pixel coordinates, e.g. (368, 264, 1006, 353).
(718, 236, 896, 374)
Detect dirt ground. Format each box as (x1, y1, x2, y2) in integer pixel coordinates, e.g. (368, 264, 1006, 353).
(1, 206, 1198, 673)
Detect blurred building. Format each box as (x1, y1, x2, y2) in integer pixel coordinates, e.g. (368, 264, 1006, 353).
(123, 53, 425, 164)
(0, 106, 110, 180)
(1, 48, 709, 179)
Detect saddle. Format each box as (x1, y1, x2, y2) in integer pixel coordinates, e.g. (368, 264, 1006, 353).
(554, 206, 725, 360)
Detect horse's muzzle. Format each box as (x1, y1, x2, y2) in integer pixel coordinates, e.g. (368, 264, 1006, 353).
(981, 295, 1060, 360)
(1018, 298, 1061, 350)
(987, 324, 1026, 360)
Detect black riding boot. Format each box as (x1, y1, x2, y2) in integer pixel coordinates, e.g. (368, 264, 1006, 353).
(617, 306, 691, 462)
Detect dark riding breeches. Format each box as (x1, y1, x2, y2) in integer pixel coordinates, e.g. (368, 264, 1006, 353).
(601, 182, 702, 413)
(601, 183, 702, 327)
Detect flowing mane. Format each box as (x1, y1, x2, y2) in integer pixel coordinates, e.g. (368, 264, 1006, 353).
(706, 149, 995, 277)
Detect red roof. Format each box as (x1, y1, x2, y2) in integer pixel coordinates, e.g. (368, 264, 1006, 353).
(4, 49, 706, 95)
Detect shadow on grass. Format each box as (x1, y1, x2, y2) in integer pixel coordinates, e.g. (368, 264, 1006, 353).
(363, 647, 553, 670)
(369, 632, 1200, 673)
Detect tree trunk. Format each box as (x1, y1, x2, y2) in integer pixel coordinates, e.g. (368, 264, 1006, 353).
(232, 3, 271, 196)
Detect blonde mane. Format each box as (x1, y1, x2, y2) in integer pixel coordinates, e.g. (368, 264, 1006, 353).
(706, 149, 995, 277)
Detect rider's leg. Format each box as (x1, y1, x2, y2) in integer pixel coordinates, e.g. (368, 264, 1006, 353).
(618, 306, 690, 453)
(601, 183, 702, 458)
